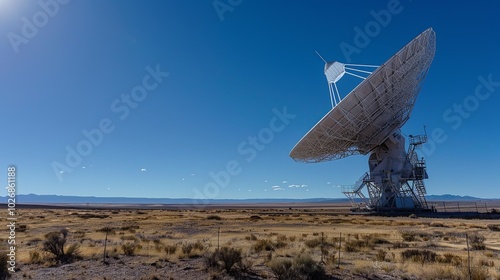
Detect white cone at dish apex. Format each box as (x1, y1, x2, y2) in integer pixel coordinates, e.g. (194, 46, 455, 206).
(324, 61, 346, 84)
(318, 56, 379, 108)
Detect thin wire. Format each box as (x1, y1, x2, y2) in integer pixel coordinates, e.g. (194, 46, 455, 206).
(345, 71, 367, 80)
(345, 63, 379, 68)
(334, 82, 341, 104)
(328, 83, 335, 108)
(345, 67, 373, 75)
(315, 51, 327, 63)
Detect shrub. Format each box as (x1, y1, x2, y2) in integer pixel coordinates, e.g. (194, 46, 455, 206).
(181, 241, 204, 258)
(42, 229, 81, 263)
(277, 234, 288, 242)
(0, 254, 10, 279)
(120, 235, 139, 242)
(392, 241, 409, 249)
(304, 238, 322, 249)
(17, 224, 27, 232)
(181, 243, 193, 255)
(29, 250, 43, 264)
(203, 247, 245, 275)
(400, 231, 417, 242)
(27, 238, 42, 246)
(469, 233, 486, 250)
(401, 249, 437, 263)
(375, 249, 387, 262)
(120, 225, 140, 232)
(459, 263, 490, 280)
(487, 224, 500, 231)
(97, 227, 115, 234)
(478, 258, 494, 267)
(344, 240, 366, 252)
(245, 234, 258, 241)
(268, 258, 295, 280)
(164, 244, 177, 255)
(207, 215, 222, 220)
(217, 247, 242, 273)
(437, 253, 462, 265)
(73, 230, 86, 239)
(253, 239, 274, 252)
(76, 213, 109, 219)
(293, 255, 326, 280)
(268, 255, 326, 280)
(122, 243, 137, 256)
(203, 251, 219, 269)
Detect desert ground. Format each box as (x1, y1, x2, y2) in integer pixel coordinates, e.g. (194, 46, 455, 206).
(3, 202, 500, 280)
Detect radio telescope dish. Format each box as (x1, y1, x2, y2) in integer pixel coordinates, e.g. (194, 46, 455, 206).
(290, 28, 436, 212)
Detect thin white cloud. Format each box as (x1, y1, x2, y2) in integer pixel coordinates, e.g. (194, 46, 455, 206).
(272, 185, 284, 191)
(140, 168, 147, 172)
(288, 184, 307, 188)
(282, 180, 287, 184)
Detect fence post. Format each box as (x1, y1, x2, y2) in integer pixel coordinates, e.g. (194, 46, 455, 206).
(217, 227, 220, 251)
(337, 233, 341, 268)
(443, 202, 447, 212)
(457, 202, 461, 212)
(475, 202, 478, 213)
(103, 229, 109, 263)
(466, 233, 471, 280)
(321, 232, 324, 264)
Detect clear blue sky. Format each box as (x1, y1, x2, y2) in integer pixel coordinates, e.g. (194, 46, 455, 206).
(1, 0, 499, 199)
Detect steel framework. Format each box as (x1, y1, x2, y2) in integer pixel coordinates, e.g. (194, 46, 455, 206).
(342, 131, 430, 211)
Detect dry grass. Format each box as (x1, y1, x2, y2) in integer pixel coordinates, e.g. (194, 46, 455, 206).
(12, 207, 500, 279)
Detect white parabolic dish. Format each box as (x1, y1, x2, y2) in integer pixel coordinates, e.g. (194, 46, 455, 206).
(290, 28, 436, 163)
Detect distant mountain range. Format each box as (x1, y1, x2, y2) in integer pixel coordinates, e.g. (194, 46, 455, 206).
(0, 193, 491, 205)
(425, 194, 483, 201)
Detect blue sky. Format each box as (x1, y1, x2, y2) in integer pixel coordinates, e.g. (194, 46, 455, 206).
(1, 0, 499, 200)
